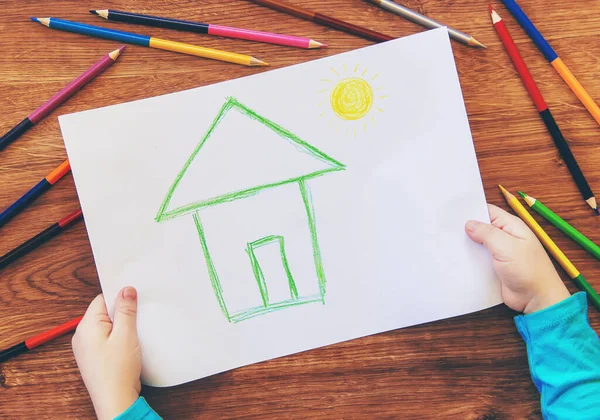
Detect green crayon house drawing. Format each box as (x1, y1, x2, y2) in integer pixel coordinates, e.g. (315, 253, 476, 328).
(155, 97, 346, 323)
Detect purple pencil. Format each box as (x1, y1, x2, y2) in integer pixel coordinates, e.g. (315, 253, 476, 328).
(0, 46, 125, 152)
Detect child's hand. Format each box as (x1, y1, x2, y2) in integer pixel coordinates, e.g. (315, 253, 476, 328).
(466, 204, 570, 314)
(72, 287, 142, 420)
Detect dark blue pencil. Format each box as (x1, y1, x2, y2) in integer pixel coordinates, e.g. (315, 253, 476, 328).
(501, 0, 600, 126)
(0, 160, 70, 228)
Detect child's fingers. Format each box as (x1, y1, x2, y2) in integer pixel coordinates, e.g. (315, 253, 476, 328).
(75, 294, 113, 341)
(465, 219, 515, 260)
(111, 287, 138, 339)
(487, 204, 530, 240)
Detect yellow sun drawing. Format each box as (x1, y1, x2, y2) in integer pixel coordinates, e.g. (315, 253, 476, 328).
(318, 64, 386, 138)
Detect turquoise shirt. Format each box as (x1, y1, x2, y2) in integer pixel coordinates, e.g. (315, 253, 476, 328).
(515, 292, 600, 418)
(114, 397, 161, 420)
(116, 293, 600, 419)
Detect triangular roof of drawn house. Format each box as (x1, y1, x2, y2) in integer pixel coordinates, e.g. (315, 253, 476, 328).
(156, 97, 345, 222)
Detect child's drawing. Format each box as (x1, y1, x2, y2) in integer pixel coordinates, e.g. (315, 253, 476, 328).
(155, 97, 346, 323)
(318, 64, 386, 138)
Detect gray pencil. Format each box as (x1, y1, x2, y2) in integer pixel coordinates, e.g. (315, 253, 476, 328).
(367, 0, 486, 48)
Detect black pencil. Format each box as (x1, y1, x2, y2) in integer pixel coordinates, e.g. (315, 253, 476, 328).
(0, 209, 83, 270)
(89, 9, 326, 49)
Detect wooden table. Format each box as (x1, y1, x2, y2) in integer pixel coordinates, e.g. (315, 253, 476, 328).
(1, 1, 599, 418)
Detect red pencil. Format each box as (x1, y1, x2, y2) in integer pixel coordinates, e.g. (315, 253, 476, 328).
(0, 316, 83, 363)
(490, 5, 597, 214)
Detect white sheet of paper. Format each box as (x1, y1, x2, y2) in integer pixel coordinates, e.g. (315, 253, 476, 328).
(59, 28, 501, 387)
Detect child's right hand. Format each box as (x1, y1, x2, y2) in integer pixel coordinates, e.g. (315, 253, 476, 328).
(72, 288, 142, 420)
(465, 204, 571, 314)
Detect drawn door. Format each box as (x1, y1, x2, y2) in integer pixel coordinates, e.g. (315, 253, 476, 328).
(246, 235, 299, 308)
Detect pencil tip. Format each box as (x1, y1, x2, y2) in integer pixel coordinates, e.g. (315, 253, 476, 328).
(517, 191, 526, 198)
(250, 57, 269, 66)
(490, 5, 502, 23)
(498, 184, 511, 198)
(89, 10, 98, 15)
(469, 37, 487, 48)
(31, 17, 50, 27)
(586, 197, 598, 214)
(109, 46, 126, 60)
(309, 40, 327, 49)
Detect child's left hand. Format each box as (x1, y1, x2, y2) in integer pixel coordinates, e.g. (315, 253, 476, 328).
(72, 287, 142, 420)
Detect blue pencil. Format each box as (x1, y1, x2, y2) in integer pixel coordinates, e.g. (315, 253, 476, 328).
(30, 17, 267, 66)
(0, 160, 70, 228)
(501, 0, 600, 126)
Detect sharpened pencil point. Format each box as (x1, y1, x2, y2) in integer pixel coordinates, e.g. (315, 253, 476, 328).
(517, 191, 527, 199)
(498, 184, 512, 200)
(32, 17, 51, 27)
(93, 10, 109, 19)
(250, 57, 269, 67)
(586, 197, 598, 214)
(490, 6, 502, 24)
(468, 37, 487, 48)
(309, 40, 327, 49)
(109, 46, 126, 60)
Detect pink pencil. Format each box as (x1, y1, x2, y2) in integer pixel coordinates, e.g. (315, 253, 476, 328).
(90, 9, 327, 49)
(0, 46, 125, 151)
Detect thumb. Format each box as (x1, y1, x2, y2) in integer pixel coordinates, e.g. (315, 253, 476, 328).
(76, 294, 112, 341)
(112, 286, 138, 337)
(465, 220, 513, 258)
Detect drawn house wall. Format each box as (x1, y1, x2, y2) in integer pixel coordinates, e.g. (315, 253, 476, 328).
(156, 97, 346, 323)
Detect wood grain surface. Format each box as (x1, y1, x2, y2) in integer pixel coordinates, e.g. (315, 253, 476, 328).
(1, 0, 599, 418)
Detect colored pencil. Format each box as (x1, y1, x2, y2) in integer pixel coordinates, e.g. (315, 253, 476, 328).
(501, 0, 600, 127)
(490, 7, 597, 214)
(499, 185, 600, 311)
(30, 17, 267, 67)
(519, 191, 600, 261)
(366, 0, 485, 48)
(249, 0, 393, 43)
(0, 47, 123, 152)
(0, 209, 83, 270)
(90, 9, 326, 49)
(0, 316, 83, 363)
(0, 160, 71, 228)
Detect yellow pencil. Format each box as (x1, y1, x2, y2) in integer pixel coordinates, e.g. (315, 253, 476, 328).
(499, 185, 600, 310)
(149, 38, 267, 66)
(499, 185, 578, 278)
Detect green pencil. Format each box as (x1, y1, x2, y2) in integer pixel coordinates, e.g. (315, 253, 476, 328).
(519, 191, 600, 261)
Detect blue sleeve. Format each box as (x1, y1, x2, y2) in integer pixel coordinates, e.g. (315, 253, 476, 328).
(515, 292, 600, 419)
(114, 397, 162, 420)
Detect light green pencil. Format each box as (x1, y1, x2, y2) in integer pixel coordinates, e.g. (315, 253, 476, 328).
(519, 191, 600, 260)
